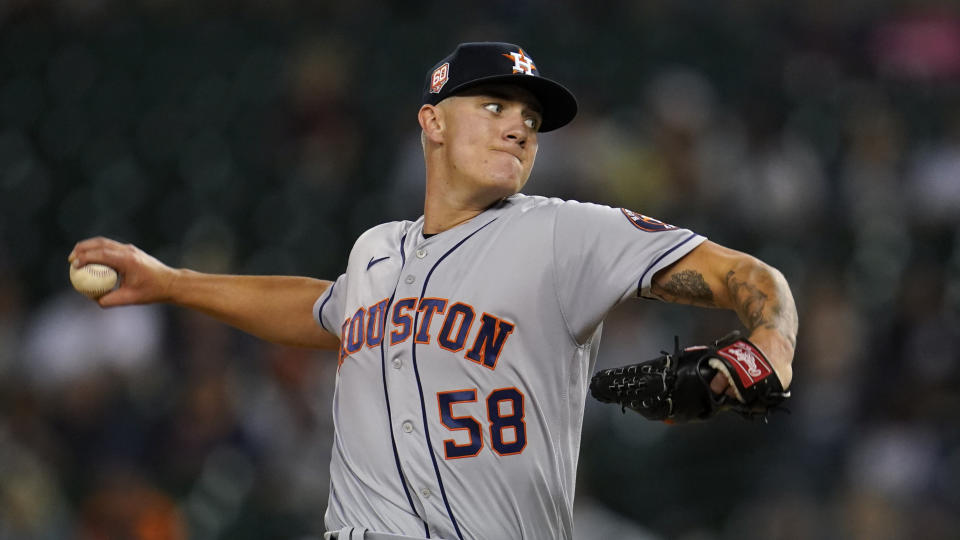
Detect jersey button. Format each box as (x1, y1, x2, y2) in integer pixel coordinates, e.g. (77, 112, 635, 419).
(415, 248, 427, 259)
(392, 358, 402, 369)
(402, 421, 413, 433)
(421, 488, 432, 498)
(404, 275, 415, 284)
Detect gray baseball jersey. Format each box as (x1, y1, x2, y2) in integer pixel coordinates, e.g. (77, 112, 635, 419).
(313, 194, 705, 539)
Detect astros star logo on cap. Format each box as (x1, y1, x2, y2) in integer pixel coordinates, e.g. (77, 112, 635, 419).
(502, 48, 537, 75)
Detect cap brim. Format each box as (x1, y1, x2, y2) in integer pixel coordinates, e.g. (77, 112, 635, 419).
(444, 74, 578, 132)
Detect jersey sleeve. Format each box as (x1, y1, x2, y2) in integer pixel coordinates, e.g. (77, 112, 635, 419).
(552, 201, 706, 342)
(313, 273, 348, 335)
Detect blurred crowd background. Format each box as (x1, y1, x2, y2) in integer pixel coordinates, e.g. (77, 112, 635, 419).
(1, 1, 959, 539)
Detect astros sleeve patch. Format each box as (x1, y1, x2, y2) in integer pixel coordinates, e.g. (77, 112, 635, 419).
(621, 208, 677, 232)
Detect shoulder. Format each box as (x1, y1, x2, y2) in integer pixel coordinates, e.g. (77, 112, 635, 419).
(505, 194, 621, 215)
(499, 193, 576, 219)
(554, 199, 685, 233)
(503, 193, 565, 210)
(498, 195, 656, 234)
(503, 195, 688, 234)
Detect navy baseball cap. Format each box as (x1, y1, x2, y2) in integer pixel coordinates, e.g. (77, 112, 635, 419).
(421, 42, 578, 132)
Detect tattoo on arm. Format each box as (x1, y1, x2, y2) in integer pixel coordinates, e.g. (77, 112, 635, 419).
(654, 269, 716, 307)
(725, 269, 798, 349)
(653, 262, 798, 351)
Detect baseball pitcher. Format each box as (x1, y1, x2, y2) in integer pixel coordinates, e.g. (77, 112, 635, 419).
(69, 42, 797, 540)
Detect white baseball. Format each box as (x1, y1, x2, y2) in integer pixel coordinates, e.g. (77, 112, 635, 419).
(69, 263, 119, 299)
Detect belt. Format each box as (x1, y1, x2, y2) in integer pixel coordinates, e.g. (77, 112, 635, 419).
(324, 527, 437, 540)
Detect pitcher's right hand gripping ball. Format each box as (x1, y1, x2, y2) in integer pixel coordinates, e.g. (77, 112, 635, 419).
(589, 332, 790, 423)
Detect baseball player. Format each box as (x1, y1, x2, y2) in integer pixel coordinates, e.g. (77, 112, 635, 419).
(69, 42, 797, 539)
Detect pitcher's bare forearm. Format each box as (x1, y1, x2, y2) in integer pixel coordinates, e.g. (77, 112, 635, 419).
(169, 271, 339, 349)
(69, 237, 339, 350)
(719, 259, 797, 386)
(651, 241, 798, 387)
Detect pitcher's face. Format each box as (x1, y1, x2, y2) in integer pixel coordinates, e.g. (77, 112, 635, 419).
(437, 84, 542, 200)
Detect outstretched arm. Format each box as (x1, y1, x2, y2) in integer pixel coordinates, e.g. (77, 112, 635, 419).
(651, 240, 798, 390)
(69, 237, 340, 350)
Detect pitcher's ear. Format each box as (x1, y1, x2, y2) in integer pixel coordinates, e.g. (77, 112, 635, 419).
(418, 104, 444, 144)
